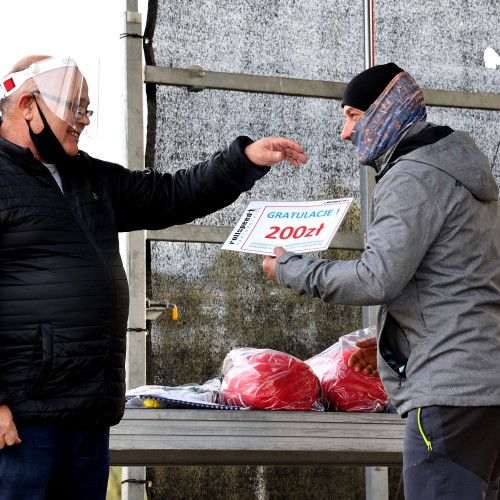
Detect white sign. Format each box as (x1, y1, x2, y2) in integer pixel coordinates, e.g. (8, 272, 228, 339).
(222, 199, 352, 255)
(484, 47, 500, 69)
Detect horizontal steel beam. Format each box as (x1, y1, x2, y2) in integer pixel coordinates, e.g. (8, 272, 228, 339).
(422, 88, 500, 110)
(147, 225, 366, 251)
(145, 65, 345, 99)
(144, 65, 500, 111)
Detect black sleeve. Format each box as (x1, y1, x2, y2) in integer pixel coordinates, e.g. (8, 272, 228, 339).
(96, 136, 270, 232)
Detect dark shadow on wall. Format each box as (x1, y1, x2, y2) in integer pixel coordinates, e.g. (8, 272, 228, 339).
(144, 0, 158, 168)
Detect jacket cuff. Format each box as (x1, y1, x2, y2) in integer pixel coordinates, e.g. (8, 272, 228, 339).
(275, 251, 303, 286)
(231, 136, 272, 176)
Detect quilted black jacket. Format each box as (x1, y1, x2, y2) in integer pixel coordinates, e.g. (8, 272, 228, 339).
(0, 135, 265, 425)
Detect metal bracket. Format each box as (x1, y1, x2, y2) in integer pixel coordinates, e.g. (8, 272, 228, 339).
(186, 65, 206, 92)
(146, 298, 179, 321)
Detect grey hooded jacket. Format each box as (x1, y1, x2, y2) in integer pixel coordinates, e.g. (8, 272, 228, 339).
(275, 122, 500, 416)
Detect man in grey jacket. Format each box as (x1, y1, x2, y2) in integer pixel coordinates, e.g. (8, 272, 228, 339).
(263, 63, 500, 500)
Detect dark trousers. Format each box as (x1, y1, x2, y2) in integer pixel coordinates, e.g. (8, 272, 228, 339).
(403, 406, 500, 500)
(0, 424, 110, 500)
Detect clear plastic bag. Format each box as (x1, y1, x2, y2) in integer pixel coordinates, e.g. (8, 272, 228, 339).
(305, 327, 389, 412)
(125, 379, 230, 409)
(220, 347, 324, 411)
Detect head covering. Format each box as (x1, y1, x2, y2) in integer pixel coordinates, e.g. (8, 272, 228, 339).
(350, 71, 427, 168)
(1, 56, 86, 129)
(0, 57, 78, 98)
(341, 63, 404, 111)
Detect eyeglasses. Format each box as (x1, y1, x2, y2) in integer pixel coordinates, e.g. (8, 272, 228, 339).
(74, 107, 94, 119)
(32, 91, 93, 120)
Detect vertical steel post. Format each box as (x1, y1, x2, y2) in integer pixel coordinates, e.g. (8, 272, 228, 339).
(361, 0, 378, 329)
(363, 0, 375, 70)
(362, 2, 389, 500)
(121, 1, 147, 499)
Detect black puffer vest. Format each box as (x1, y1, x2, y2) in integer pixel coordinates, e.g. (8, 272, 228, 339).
(0, 135, 262, 425)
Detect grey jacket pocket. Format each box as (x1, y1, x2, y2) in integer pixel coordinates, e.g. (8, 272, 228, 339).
(379, 311, 410, 379)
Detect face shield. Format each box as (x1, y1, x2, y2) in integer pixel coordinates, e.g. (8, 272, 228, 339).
(0, 57, 91, 129)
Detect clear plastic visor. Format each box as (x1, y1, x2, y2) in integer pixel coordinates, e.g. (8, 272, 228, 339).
(33, 65, 88, 128)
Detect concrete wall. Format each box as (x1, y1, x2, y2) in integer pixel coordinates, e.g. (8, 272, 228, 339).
(144, 0, 499, 497)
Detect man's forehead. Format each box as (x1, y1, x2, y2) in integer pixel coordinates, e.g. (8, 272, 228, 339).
(79, 79, 90, 104)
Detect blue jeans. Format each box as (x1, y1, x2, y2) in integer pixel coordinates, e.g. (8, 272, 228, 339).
(0, 424, 110, 500)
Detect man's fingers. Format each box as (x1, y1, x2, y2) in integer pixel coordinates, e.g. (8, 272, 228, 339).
(274, 246, 286, 257)
(0, 433, 21, 448)
(6, 433, 21, 446)
(347, 351, 360, 368)
(355, 337, 377, 348)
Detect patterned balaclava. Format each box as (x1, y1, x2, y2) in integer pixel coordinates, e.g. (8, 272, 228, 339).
(342, 63, 427, 168)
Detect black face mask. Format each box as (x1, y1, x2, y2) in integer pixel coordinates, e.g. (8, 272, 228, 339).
(27, 99, 72, 164)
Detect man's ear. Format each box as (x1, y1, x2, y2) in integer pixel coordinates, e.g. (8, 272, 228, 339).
(18, 93, 36, 121)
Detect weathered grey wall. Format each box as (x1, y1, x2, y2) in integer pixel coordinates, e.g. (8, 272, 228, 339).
(374, 0, 500, 186)
(144, 0, 499, 498)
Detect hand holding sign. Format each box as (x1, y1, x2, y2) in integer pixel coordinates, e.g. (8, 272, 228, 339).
(262, 246, 286, 283)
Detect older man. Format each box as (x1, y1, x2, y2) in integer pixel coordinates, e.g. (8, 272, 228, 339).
(0, 54, 307, 499)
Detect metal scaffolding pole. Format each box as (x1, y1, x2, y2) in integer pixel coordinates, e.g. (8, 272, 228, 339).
(121, 2, 147, 499)
(361, 0, 378, 328)
(143, 65, 500, 110)
(362, 2, 390, 500)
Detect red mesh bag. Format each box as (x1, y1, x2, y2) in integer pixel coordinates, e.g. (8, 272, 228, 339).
(305, 327, 388, 412)
(220, 348, 323, 411)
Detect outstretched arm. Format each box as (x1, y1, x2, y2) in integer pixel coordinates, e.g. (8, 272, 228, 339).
(110, 136, 308, 232)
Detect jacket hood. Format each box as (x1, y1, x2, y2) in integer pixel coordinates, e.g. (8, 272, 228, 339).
(384, 123, 499, 202)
